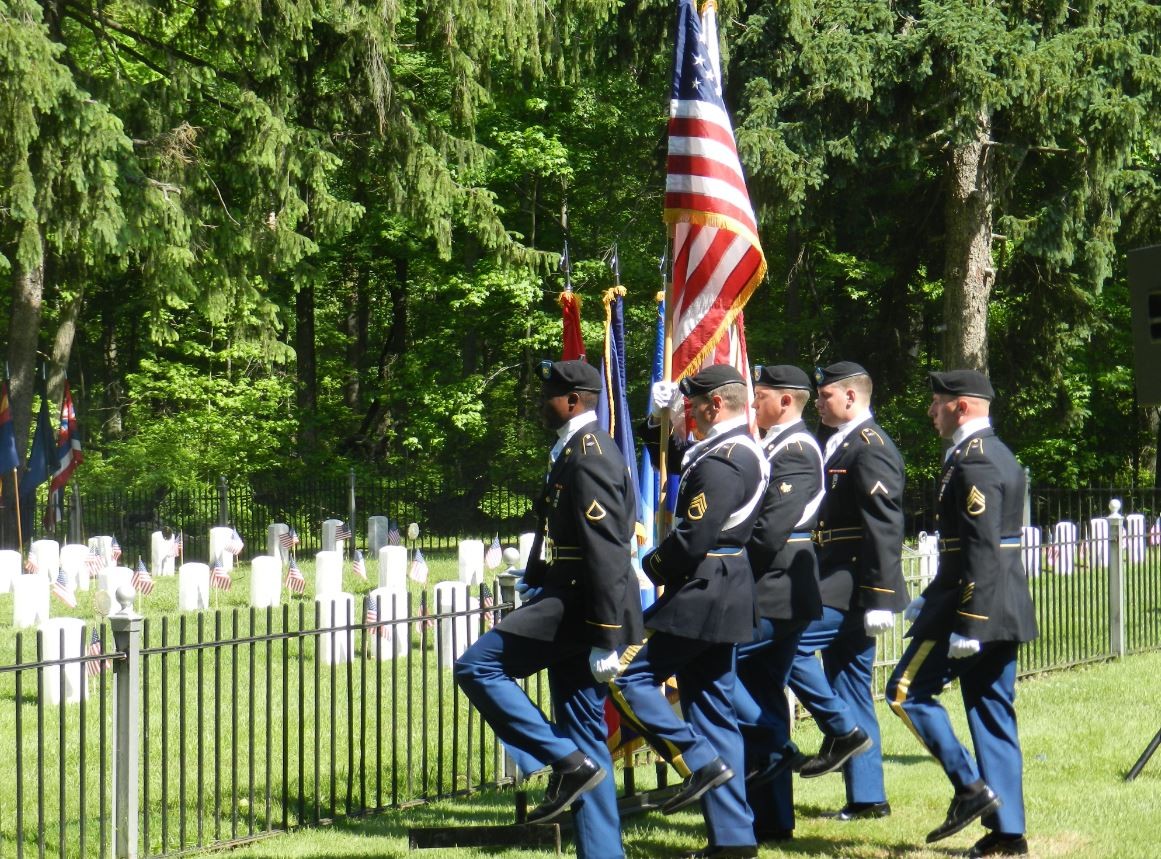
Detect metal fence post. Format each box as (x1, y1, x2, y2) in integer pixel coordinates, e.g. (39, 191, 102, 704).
(1023, 467, 1032, 528)
(1107, 499, 1125, 659)
(109, 585, 143, 858)
(217, 475, 229, 527)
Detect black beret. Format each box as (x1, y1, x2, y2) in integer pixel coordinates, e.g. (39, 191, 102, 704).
(679, 364, 745, 397)
(752, 364, 812, 391)
(813, 361, 869, 388)
(538, 359, 602, 394)
(929, 369, 994, 401)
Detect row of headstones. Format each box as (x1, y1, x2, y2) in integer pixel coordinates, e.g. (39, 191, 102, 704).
(908, 514, 1160, 584)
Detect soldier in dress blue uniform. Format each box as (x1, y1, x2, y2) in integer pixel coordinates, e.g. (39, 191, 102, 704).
(610, 364, 768, 859)
(454, 359, 644, 859)
(788, 361, 908, 819)
(886, 370, 1037, 858)
(732, 364, 825, 844)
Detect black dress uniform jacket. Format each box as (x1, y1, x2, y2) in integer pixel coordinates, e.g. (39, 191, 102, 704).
(642, 423, 768, 644)
(748, 420, 825, 622)
(908, 427, 1039, 644)
(815, 418, 909, 613)
(499, 420, 645, 650)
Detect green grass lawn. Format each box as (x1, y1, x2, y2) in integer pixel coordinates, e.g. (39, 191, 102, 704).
(218, 650, 1161, 858)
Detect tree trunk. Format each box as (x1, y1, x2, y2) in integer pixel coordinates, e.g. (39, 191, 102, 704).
(8, 256, 46, 457)
(343, 267, 369, 409)
(295, 282, 317, 449)
(941, 109, 994, 371)
(47, 288, 83, 405)
(783, 224, 803, 362)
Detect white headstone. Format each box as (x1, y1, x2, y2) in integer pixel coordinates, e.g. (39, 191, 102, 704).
(88, 536, 114, 567)
(59, 544, 90, 590)
(150, 531, 177, 577)
(458, 540, 485, 586)
(1088, 518, 1110, 567)
(1021, 526, 1042, 577)
(316, 593, 354, 666)
(209, 527, 236, 571)
(366, 587, 410, 661)
(1126, 513, 1147, 564)
(267, 523, 290, 564)
(12, 574, 50, 629)
(434, 581, 480, 664)
(916, 531, 939, 587)
(1051, 521, 1077, 575)
(0, 548, 20, 594)
(249, 555, 283, 609)
(99, 567, 134, 609)
(321, 519, 346, 554)
(41, 618, 90, 705)
(1150, 517, 1161, 547)
(315, 551, 343, 595)
(367, 516, 391, 557)
(518, 532, 537, 568)
(178, 563, 210, 611)
(377, 546, 408, 591)
(31, 540, 60, 581)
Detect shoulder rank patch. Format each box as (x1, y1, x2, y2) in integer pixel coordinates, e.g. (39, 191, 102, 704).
(585, 500, 607, 521)
(687, 492, 708, 520)
(779, 482, 793, 494)
(869, 480, 889, 496)
(581, 433, 603, 454)
(860, 427, 884, 445)
(966, 486, 986, 516)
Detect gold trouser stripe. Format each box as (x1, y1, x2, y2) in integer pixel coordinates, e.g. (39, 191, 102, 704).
(607, 633, 692, 778)
(888, 639, 938, 753)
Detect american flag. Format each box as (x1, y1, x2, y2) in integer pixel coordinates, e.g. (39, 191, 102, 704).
(45, 379, 84, 530)
(284, 557, 306, 594)
(228, 528, 244, 556)
(210, 554, 232, 591)
(132, 557, 155, 596)
(408, 548, 429, 584)
(279, 527, 299, 551)
(484, 535, 502, 570)
(52, 568, 77, 608)
(480, 582, 496, 629)
(335, 522, 352, 542)
(171, 531, 183, 559)
(365, 595, 389, 639)
(24, 553, 38, 574)
(351, 548, 367, 580)
(111, 537, 122, 563)
(86, 545, 105, 576)
(86, 627, 107, 676)
(387, 520, 402, 546)
(664, 0, 765, 385)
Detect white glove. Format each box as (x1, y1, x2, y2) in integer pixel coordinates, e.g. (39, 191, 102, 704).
(649, 381, 679, 420)
(863, 609, 895, 637)
(903, 596, 925, 623)
(589, 647, 622, 683)
(948, 633, 981, 659)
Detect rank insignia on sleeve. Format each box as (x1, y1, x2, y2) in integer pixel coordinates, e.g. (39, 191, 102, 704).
(687, 492, 708, 520)
(869, 480, 888, 496)
(585, 500, 607, 521)
(966, 486, 987, 516)
(961, 582, 975, 604)
(779, 482, 793, 494)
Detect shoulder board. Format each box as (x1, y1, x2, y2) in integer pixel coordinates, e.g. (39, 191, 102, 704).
(964, 437, 985, 457)
(580, 433, 604, 455)
(860, 427, 884, 445)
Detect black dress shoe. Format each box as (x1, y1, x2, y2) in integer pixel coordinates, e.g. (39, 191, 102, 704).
(968, 832, 1029, 857)
(746, 742, 810, 788)
(525, 757, 605, 824)
(926, 786, 1001, 843)
(681, 845, 759, 859)
(754, 826, 793, 842)
(828, 800, 891, 820)
(661, 757, 734, 814)
(799, 726, 872, 778)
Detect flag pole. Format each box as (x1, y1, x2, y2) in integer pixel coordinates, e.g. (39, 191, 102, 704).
(657, 231, 675, 545)
(13, 467, 22, 551)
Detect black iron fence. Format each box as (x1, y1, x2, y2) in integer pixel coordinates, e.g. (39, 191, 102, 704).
(2, 493, 1161, 857)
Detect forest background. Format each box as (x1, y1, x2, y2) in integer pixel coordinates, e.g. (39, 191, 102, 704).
(2, 0, 1160, 513)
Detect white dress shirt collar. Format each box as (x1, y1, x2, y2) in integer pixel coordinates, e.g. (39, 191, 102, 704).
(550, 410, 598, 463)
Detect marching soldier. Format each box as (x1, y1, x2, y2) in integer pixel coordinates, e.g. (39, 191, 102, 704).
(454, 359, 644, 859)
(733, 364, 825, 843)
(611, 364, 768, 859)
(788, 361, 908, 819)
(886, 370, 1036, 857)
